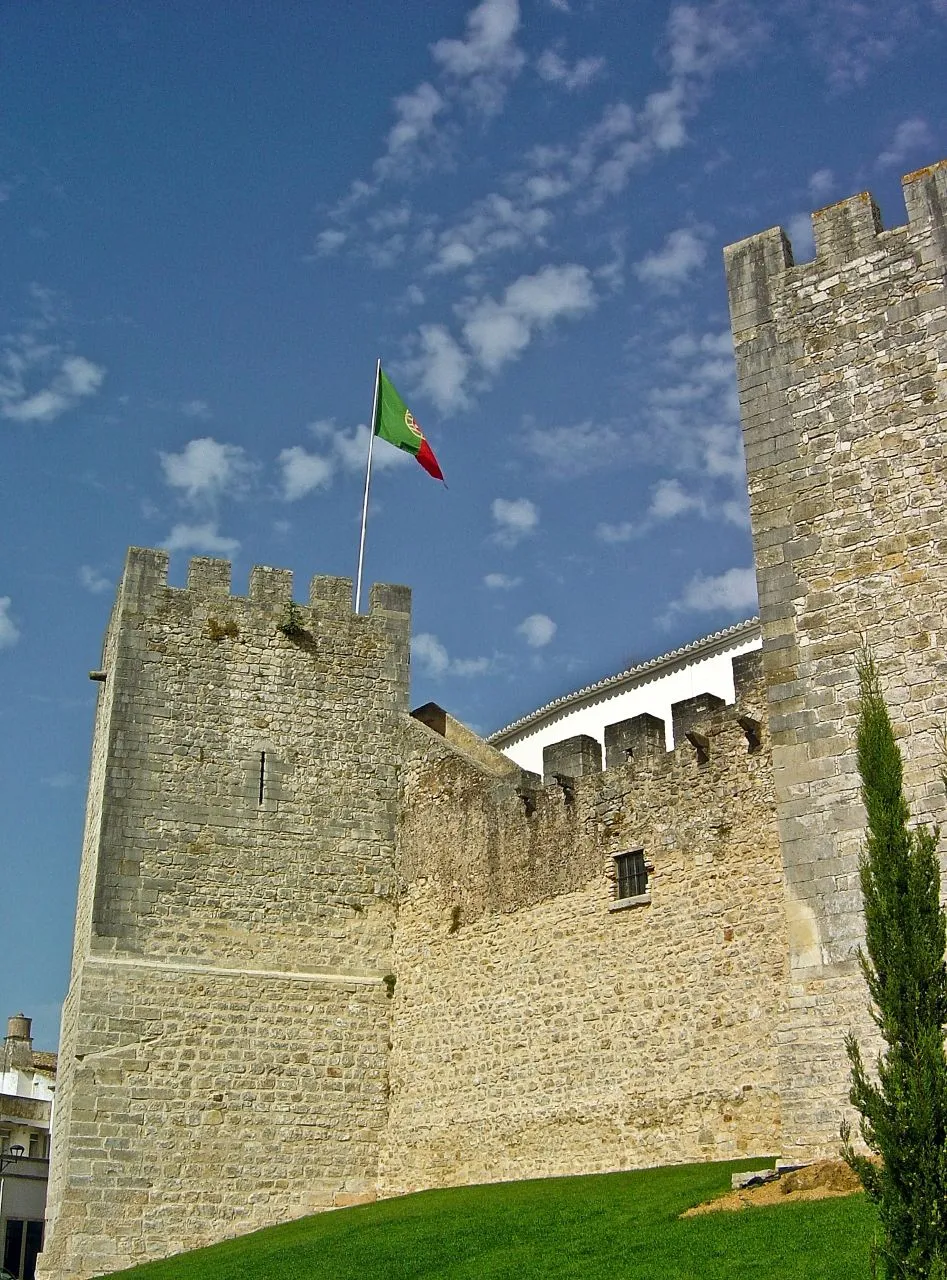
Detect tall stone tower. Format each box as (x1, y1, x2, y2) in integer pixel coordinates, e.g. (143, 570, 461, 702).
(725, 161, 947, 1158)
(40, 549, 410, 1280)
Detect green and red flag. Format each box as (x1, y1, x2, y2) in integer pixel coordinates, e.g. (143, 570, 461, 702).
(374, 367, 444, 481)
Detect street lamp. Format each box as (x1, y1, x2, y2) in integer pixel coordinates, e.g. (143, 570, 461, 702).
(0, 1144, 25, 1174)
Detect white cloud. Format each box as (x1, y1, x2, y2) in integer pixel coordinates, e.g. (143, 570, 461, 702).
(0, 342, 106, 424)
(181, 399, 211, 419)
(536, 49, 605, 91)
(463, 263, 596, 373)
(634, 226, 710, 292)
(877, 117, 934, 168)
(314, 228, 348, 256)
(431, 0, 525, 113)
(791, 0, 909, 89)
(406, 324, 471, 413)
(280, 419, 411, 500)
(413, 632, 450, 677)
(699, 423, 745, 481)
(277, 446, 334, 501)
(42, 771, 77, 789)
(595, 521, 635, 544)
(665, 330, 732, 360)
(412, 632, 491, 678)
(670, 566, 758, 615)
(162, 523, 240, 557)
(520, 420, 626, 477)
(484, 571, 522, 589)
(160, 437, 255, 504)
(649, 478, 705, 520)
(429, 193, 552, 274)
(384, 82, 445, 158)
(78, 565, 111, 594)
(786, 212, 816, 262)
(517, 613, 557, 647)
(334, 421, 412, 472)
(808, 167, 835, 201)
(0, 597, 19, 649)
(667, 1, 766, 78)
(492, 496, 539, 544)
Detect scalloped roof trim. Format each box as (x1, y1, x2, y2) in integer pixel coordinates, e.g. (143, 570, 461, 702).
(488, 616, 761, 743)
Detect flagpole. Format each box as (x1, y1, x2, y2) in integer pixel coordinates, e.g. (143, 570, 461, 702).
(354, 358, 381, 614)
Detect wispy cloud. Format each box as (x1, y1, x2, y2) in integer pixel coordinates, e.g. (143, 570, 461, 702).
(427, 193, 552, 274)
(786, 212, 815, 262)
(277, 446, 334, 501)
(536, 48, 605, 91)
(634, 225, 711, 292)
(0, 597, 20, 649)
(180, 399, 211, 419)
(595, 520, 635, 544)
(649, 477, 705, 520)
(877, 116, 934, 167)
(520, 420, 627, 477)
(462, 262, 597, 373)
(0, 342, 105, 424)
(784, 0, 918, 90)
(484, 571, 522, 589)
(378, 83, 446, 176)
(412, 632, 492, 677)
(431, 0, 525, 115)
(160, 438, 256, 504)
(42, 771, 77, 789)
(78, 565, 111, 594)
(664, 565, 758, 620)
(492, 496, 539, 544)
(808, 167, 835, 201)
(278, 417, 411, 501)
(517, 612, 557, 647)
(405, 326, 472, 414)
(162, 523, 240, 557)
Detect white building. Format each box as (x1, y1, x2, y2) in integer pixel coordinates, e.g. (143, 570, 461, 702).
(490, 618, 761, 775)
(1, 1016, 56, 1280)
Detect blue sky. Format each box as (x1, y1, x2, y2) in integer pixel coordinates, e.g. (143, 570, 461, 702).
(1, 1, 945, 1047)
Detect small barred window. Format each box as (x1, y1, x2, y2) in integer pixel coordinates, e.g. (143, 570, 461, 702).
(614, 850, 649, 901)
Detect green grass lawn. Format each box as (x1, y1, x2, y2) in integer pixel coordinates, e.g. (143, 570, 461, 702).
(104, 1159, 873, 1280)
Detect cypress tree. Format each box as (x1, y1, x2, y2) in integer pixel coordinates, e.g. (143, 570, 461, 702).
(843, 646, 947, 1278)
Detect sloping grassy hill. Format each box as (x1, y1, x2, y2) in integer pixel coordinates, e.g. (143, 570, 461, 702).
(105, 1159, 873, 1280)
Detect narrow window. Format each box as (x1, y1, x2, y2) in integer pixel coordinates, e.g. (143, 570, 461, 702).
(614, 850, 649, 901)
(258, 752, 266, 805)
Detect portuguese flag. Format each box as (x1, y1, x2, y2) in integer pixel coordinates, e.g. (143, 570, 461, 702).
(374, 367, 444, 481)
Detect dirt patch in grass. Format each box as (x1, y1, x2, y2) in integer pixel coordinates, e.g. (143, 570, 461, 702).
(682, 1160, 863, 1216)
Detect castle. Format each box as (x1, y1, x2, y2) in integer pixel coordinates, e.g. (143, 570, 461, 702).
(38, 159, 947, 1280)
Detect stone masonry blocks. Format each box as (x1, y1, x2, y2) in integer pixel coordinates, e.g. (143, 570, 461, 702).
(40, 552, 412, 1280)
(542, 734, 602, 783)
(726, 159, 947, 1156)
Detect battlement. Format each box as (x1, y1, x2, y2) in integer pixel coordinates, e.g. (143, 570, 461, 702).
(538, 647, 765, 784)
(118, 546, 410, 619)
(724, 159, 947, 331)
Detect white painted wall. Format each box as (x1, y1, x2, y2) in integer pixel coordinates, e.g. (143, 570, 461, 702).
(495, 631, 762, 776)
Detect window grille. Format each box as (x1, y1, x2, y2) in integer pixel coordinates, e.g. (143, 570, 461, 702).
(615, 850, 648, 900)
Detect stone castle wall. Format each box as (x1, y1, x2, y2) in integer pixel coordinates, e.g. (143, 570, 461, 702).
(725, 160, 947, 1157)
(379, 655, 787, 1194)
(40, 159, 947, 1277)
(40, 551, 411, 1280)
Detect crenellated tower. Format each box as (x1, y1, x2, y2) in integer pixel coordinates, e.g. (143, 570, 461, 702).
(725, 161, 947, 1157)
(40, 549, 410, 1280)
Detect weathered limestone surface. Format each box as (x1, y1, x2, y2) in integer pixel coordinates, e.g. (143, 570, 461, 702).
(40, 550, 410, 1280)
(379, 658, 788, 1193)
(725, 160, 947, 1157)
(42, 161, 947, 1275)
